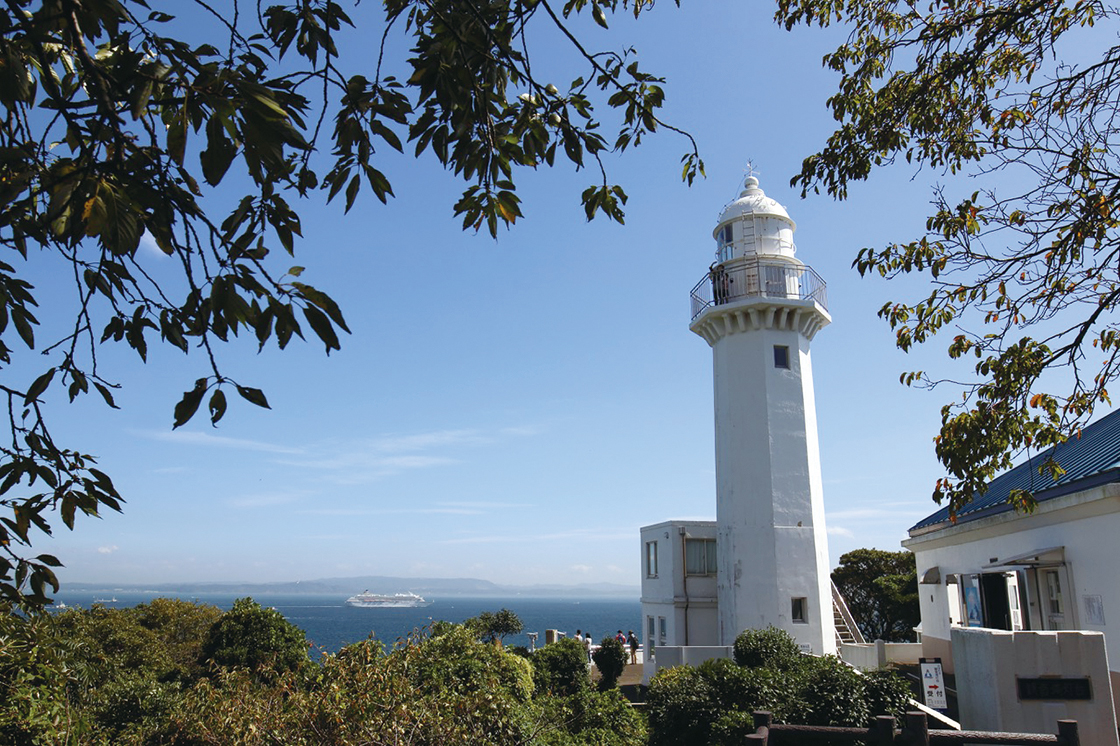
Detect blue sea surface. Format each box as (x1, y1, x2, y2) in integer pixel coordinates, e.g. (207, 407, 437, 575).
(50, 591, 641, 655)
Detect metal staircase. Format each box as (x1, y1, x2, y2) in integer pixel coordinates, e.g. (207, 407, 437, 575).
(832, 581, 865, 646)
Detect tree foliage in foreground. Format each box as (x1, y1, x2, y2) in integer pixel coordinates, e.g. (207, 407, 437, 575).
(777, 0, 1120, 515)
(0, 0, 699, 606)
(831, 549, 920, 643)
(647, 628, 911, 746)
(0, 603, 646, 745)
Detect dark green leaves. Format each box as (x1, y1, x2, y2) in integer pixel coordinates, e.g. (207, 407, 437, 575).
(173, 379, 208, 429)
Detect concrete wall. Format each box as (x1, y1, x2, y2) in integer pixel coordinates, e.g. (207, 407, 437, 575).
(952, 627, 1118, 745)
(839, 641, 923, 671)
(641, 645, 734, 686)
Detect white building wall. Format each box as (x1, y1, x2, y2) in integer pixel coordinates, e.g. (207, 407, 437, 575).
(640, 520, 719, 681)
(707, 307, 833, 653)
(905, 483, 1120, 711)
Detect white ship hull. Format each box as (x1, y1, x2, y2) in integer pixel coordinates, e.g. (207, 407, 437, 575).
(346, 591, 432, 608)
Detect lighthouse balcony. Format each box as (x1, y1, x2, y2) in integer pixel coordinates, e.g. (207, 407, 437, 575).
(690, 257, 828, 320)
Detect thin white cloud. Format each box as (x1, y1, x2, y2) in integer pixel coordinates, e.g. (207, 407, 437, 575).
(436, 500, 532, 509)
(140, 429, 304, 455)
(229, 492, 303, 509)
(439, 528, 634, 545)
(297, 506, 484, 516)
(827, 526, 855, 538)
(570, 564, 593, 573)
(370, 429, 491, 453)
(97, 545, 119, 554)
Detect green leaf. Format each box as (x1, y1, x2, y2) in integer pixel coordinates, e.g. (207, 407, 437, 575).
(303, 305, 340, 353)
(173, 379, 208, 429)
(235, 386, 270, 410)
(24, 368, 55, 404)
(208, 389, 227, 425)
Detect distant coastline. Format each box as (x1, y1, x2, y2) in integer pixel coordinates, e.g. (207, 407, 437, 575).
(60, 574, 640, 599)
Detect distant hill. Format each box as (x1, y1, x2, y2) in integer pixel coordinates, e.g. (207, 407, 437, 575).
(63, 575, 640, 598)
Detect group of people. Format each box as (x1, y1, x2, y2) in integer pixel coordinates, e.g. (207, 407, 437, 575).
(572, 629, 641, 665)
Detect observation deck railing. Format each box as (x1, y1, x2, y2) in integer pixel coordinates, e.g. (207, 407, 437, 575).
(690, 257, 828, 320)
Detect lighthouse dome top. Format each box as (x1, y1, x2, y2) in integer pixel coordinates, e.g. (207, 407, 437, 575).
(715, 176, 796, 231)
(711, 176, 798, 262)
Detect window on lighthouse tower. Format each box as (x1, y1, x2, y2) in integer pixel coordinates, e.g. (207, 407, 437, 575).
(773, 345, 790, 369)
(716, 224, 733, 263)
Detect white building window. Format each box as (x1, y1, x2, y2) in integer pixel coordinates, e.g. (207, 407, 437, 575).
(658, 616, 667, 645)
(645, 541, 658, 578)
(774, 345, 790, 369)
(647, 615, 656, 656)
(685, 538, 717, 576)
(792, 597, 808, 623)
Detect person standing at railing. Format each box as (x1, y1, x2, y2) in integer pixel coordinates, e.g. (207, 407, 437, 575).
(710, 263, 732, 305)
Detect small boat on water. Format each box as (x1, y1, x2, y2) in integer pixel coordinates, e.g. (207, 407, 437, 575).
(346, 591, 432, 608)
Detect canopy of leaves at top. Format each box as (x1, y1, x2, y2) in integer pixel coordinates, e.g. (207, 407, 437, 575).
(777, 0, 1120, 516)
(0, 0, 699, 608)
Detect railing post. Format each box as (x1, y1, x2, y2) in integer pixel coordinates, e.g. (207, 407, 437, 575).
(870, 715, 895, 745)
(902, 711, 929, 746)
(751, 711, 771, 745)
(1056, 719, 1080, 746)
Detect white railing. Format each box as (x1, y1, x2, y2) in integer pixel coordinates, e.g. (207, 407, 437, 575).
(690, 258, 828, 320)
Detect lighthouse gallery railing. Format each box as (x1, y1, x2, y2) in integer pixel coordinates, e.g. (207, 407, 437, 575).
(690, 258, 828, 320)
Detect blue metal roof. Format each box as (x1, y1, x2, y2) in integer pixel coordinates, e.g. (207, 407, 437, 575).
(909, 408, 1120, 533)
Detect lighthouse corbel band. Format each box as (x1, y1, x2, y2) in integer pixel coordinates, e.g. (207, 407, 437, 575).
(639, 175, 836, 676)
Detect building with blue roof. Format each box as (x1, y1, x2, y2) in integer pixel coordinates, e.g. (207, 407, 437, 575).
(904, 407, 1120, 716)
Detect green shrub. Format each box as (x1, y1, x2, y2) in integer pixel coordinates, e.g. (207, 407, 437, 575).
(199, 597, 311, 680)
(863, 668, 914, 725)
(646, 665, 722, 746)
(732, 626, 802, 669)
(592, 636, 627, 690)
(532, 638, 589, 697)
(793, 655, 870, 727)
(532, 688, 647, 746)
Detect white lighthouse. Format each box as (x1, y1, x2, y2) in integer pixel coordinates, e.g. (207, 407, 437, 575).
(639, 176, 836, 670)
(689, 176, 835, 654)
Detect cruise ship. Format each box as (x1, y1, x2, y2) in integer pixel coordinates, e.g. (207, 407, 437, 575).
(345, 591, 432, 608)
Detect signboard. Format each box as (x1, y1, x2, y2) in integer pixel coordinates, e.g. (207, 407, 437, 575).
(1017, 677, 1093, 701)
(920, 657, 947, 711)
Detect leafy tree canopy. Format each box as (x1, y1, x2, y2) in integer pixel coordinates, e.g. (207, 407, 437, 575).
(465, 607, 524, 644)
(198, 596, 310, 678)
(0, 0, 699, 607)
(831, 548, 919, 642)
(776, 0, 1120, 515)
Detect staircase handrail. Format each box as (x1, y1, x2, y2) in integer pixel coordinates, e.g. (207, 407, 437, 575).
(832, 580, 866, 644)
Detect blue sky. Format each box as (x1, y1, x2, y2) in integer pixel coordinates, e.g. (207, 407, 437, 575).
(39, 1, 989, 588)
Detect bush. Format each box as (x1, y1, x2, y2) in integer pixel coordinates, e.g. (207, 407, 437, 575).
(646, 665, 722, 746)
(532, 637, 589, 697)
(199, 597, 310, 680)
(793, 655, 870, 727)
(732, 626, 802, 670)
(591, 636, 627, 690)
(863, 668, 914, 726)
(532, 688, 647, 746)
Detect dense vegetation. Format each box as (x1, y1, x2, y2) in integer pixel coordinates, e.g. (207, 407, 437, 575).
(2, 603, 911, 744)
(646, 627, 912, 746)
(831, 549, 921, 642)
(1, 600, 645, 745)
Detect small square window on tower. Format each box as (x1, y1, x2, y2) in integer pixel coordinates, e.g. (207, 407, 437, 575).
(773, 345, 790, 369)
(792, 597, 808, 623)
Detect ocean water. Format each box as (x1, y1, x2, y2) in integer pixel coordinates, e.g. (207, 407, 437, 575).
(49, 591, 641, 655)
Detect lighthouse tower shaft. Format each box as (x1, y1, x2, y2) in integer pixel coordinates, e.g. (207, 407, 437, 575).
(689, 177, 835, 654)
